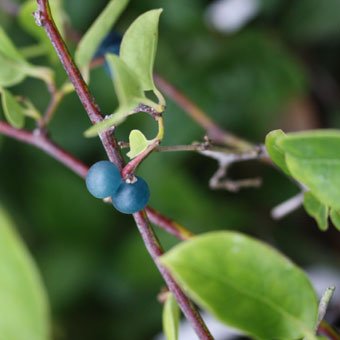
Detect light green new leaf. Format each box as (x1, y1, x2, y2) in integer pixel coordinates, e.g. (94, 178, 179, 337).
(1, 89, 26, 128)
(18, 0, 65, 61)
(84, 55, 146, 137)
(0, 206, 50, 340)
(120, 9, 162, 92)
(303, 192, 329, 231)
(127, 130, 150, 159)
(161, 231, 318, 340)
(278, 130, 340, 211)
(265, 129, 291, 175)
(75, 0, 129, 70)
(163, 293, 180, 340)
(106, 54, 145, 106)
(330, 209, 340, 231)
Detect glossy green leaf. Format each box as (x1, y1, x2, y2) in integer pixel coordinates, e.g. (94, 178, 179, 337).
(120, 9, 162, 93)
(161, 231, 318, 340)
(278, 130, 340, 211)
(0, 206, 50, 340)
(330, 209, 340, 231)
(265, 129, 291, 175)
(18, 0, 65, 61)
(0, 89, 26, 128)
(162, 293, 180, 340)
(303, 192, 329, 231)
(75, 0, 129, 70)
(127, 130, 150, 159)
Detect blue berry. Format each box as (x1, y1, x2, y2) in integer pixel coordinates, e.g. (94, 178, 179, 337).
(86, 161, 121, 199)
(112, 176, 150, 214)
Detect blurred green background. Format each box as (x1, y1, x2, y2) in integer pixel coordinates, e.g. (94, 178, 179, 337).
(1, 0, 340, 339)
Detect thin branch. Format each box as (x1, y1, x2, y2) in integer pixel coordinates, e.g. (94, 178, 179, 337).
(0, 121, 194, 241)
(133, 211, 212, 339)
(271, 192, 305, 220)
(154, 74, 252, 150)
(35, 2, 212, 338)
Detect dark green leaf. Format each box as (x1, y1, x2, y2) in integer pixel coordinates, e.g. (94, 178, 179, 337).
(162, 293, 180, 340)
(75, 0, 129, 71)
(120, 9, 162, 93)
(278, 130, 340, 211)
(265, 129, 291, 175)
(0, 206, 50, 340)
(161, 231, 318, 340)
(303, 192, 329, 231)
(0, 89, 26, 128)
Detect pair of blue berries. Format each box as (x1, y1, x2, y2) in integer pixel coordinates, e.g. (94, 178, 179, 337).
(86, 161, 150, 214)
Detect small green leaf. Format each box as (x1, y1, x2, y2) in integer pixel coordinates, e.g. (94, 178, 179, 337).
(18, 0, 66, 61)
(330, 209, 340, 231)
(265, 129, 291, 175)
(163, 293, 180, 340)
(0, 206, 50, 340)
(161, 231, 318, 340)
(1, 89, 26, 128)
(120, 9, 163, 93)
(303, 192, 329, 231)
(278, 130, 340, 211)
(127, 130, 150, 159)
(75, 0, 129, 70)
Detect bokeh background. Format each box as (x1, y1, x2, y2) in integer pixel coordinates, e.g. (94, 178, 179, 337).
(0, 0, 340, 339)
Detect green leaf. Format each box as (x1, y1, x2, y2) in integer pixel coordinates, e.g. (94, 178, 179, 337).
(0, 25, 54, 87)
(120, 9, 162, 93)
(83, 108, 128, 137)
(330, 209, 340, 231)
(278, 130, 340, 211)
(106, 54, 145, 107)
(303, 192, 329, 231)
(75, 0, 129, 70)
(84, 55, 150, 137)
(1, 89, 26, 128)
(18, 0, 66, 61)
(163, 293, 180, 340)
(0, 26, 28, 87)
(127, 129, 150, 159)
(265, 129, 291, 175)
(161, 231, 318, 340)
(0, 206, 50, 340)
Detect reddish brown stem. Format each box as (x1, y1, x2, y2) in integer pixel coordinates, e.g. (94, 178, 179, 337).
(0, 121, 193, 240)
(154, 75, 252, 150)
(35, 1, 212, 338)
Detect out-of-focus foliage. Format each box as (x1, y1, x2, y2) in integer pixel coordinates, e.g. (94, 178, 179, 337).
(0, 0, 340, 339)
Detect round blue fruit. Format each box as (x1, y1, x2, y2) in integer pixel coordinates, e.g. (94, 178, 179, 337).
(86, 161, 122, 199)
(112, 176, 150, 214)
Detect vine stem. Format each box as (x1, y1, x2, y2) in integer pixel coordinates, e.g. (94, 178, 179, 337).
(34, 1, 212, 338)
